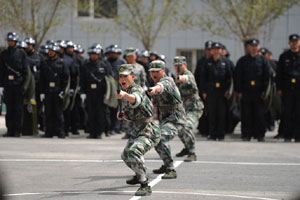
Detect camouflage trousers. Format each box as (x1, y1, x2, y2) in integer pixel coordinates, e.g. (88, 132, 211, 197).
(121, 120, 133, 136)
(178, 110, 202, 153)
(122, 136, 160, 180)
(154, 121, 178, 169)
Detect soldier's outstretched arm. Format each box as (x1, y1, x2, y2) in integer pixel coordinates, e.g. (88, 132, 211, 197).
(116, 90, 136, 105)
(147, 85, 162, 96)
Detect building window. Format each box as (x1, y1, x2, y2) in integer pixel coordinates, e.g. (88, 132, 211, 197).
(78, 0, 91, 17)
(176, 49, 204, 73)
(94, 0, 117, 18)
(77, 0, 117, 18)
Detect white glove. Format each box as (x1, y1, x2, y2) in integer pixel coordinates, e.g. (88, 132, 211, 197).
(58, 91, 64, 99)
(69, 89, 74, 96)
(40, 93, 45, 101)
(80, 94, 86, 102)
(0, 87, 3, 96)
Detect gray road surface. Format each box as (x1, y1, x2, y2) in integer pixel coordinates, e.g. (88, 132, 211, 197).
(0, 116, 300, 200)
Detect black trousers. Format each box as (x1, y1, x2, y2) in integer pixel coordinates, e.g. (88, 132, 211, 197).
(241, 93, 265, 140)
(45, 93, 64, 137)
(281, 91, 300, 140)
(109, 106, 120, 132)
(86, 93, 105, 137)
(4, 85, 24, 136)
(206, 91, 227, 139)
(64, 94, 81, 134)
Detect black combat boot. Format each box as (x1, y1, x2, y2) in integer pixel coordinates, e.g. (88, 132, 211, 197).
(152, 165, 167, 174)
(175, 148, 189, 157)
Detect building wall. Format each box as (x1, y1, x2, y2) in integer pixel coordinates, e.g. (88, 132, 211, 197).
(1, 0, 300, 73)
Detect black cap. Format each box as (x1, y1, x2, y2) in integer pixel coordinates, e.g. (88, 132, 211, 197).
(244, 39, 251, 46)
(289, 34, 300, 41)
(205, 40, 213, 49)
(249, 38, 260, 46)
(259, 47, 267, 55)
(220, 43, 226, 50)
(211, 42, 222, 49)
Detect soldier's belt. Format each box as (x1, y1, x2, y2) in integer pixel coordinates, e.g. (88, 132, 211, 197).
(159, 103, 183, 112)
(132, 116, 154, 126)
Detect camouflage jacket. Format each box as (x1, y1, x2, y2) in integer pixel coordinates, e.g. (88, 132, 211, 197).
(132, 63, 147, 89)
(123, 83, 160, 139)
(177, 70, 204, 112)
(152, 76, 186, 124)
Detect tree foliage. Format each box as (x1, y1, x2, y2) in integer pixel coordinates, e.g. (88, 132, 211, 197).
(190, 0, 300, 42)
(0, 0, 68, 47)
(113, 0, 189, 50)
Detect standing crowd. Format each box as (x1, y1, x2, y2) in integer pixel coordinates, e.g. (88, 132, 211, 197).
(195, 35, 300, 143)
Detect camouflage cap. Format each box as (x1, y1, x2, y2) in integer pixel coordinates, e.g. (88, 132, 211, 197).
(118, 64, 134, 75)
(149, 60, 166, 71)
(124, 47, 136, 56)
(173, 56, 186, 65)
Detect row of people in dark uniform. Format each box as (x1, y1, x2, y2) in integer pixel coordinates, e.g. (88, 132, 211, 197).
(194, 34, 300, 142)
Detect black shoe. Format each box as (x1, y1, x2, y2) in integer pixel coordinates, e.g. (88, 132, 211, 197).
(207, 135, 216, 141)
(3, 133, 13, 137)
(217, 136, 224, 141)
(122, 134, 130, 139)
(72, 131, 80, 135)
(153, 165, 167, 174)
(126, 176, 140, 185)
(14, 133, 21, 137)
(284, 138, 292, 142)
(257, 137, 265, 142)
(58, 135, 65, 139)
(41, 134, 52, 138)
(242, 137, 251, 141)
(176, 148, 189, 157)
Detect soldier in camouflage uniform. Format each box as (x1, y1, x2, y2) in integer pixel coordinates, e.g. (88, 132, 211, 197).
(173, 56, 204, 161)
(121, 48, 147, 139)
(116, 64, 160, 196)
(147, 60, 186, 179)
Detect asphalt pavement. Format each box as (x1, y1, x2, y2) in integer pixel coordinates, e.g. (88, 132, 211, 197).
(0, 116, 300, 200)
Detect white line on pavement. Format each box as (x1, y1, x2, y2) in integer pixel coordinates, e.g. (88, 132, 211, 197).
(4, 190, 280, 200)
(129, 161, 183, 200)
(1, 159, 300, 166)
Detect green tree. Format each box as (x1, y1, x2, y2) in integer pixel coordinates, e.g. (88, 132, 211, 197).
(189, 0, 300, 42)
(0, 0, 68, 47)
(114, 0, 189, 50)
(78, 0, 189, 50)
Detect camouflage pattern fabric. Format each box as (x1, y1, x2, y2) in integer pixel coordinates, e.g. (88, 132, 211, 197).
(121, 83, 160, 181)
(176, 70, 204, 153)
(122, 83, 160, 139)
(121, 63, 147, 134)
(152, 76, 186, 169)
(121, 136, 160, 182)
